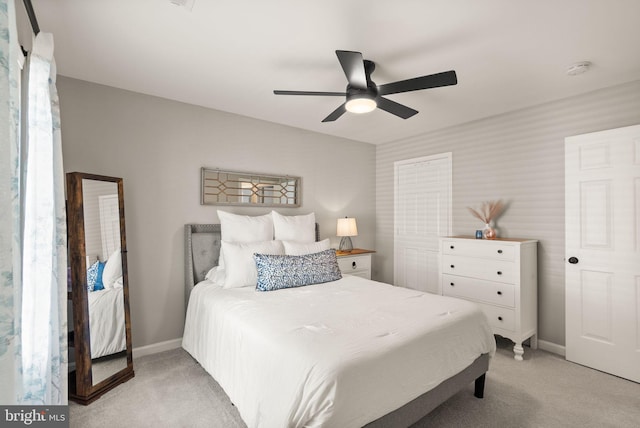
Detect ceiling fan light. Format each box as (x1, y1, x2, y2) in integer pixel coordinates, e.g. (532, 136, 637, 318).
(345, 97, 377, 114)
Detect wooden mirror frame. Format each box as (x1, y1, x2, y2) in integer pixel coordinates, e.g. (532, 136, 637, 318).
(67, 172, 134, 404)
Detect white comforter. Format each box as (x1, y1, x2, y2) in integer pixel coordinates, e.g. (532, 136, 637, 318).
(88, 287, 126, 359)
(182, 275, 496, 428)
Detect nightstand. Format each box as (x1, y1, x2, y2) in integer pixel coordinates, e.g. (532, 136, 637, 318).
(336, 249, 375, 279)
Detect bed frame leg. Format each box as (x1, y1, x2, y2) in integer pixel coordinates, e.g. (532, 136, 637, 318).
(474, 374, 486, 398)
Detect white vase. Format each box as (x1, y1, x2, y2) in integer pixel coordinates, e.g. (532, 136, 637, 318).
(483, 223, 497, 239)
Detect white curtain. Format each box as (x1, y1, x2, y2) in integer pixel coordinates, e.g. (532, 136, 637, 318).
(0, 0, 26, 404)
(0, 0, 67, 405)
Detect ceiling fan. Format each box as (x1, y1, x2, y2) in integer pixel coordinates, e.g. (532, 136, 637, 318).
(274, 50, 458, 122)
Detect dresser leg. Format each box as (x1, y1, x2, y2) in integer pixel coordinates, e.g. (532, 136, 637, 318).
(529, 334, 538, 350)
(513, 342, 524, 361)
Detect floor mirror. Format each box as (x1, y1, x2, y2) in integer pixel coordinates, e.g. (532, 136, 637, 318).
(66, 172, 134, 404)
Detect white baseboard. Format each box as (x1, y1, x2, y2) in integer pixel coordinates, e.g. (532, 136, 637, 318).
(132, 338, 182, 359)
(537, 339, 565, 357)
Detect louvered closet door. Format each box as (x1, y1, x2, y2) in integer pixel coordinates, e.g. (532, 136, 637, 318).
(394, 153, 451, 294)
(99, 194, 120, 257)
(565, 124, 640, 383)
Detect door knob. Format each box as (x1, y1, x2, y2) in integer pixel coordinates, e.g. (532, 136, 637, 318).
(568, 257, 579, 264)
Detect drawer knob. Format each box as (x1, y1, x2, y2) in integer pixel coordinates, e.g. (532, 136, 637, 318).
(351, 261, 357, 269)
(497, 291, 502, 295)
(450, 245, 455, 249)
(498, 316, 503, 321)
(497, 249, 503, 254)
(450, 265, 455, 269)
(450, 282, 455, 286)
(497, 271, 502, 275)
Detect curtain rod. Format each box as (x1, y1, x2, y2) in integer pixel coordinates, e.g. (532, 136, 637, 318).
(23, 0, 40, 35)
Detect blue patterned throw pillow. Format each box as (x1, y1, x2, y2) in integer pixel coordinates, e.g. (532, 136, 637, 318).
(86, 260, 106, 291)
(254, 249, 342, 292)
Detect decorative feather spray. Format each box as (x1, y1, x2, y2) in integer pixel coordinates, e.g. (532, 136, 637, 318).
(467, 200, 504, 224)
(467, 200, 504, 239)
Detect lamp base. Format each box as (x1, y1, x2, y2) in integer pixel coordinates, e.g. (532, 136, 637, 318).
(339, 236, 353, 252)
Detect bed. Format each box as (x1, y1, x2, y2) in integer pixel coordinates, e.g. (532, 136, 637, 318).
(182, 221, 496, 428)
(88, 286, 126, 359)
(85, 250, 127, 359)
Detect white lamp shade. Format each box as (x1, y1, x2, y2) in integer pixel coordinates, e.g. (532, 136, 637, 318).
(337, 217, 358, 237)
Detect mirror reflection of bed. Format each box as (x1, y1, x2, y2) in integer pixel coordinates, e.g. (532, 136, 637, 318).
(81, 179, 127, 385)
(85, 254, 127, 385)
(67, 172, 134, 404)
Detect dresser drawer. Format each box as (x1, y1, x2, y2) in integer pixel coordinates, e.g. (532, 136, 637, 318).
(337, 255, 371, 276)
(347, 271, 371, 280)
(442, 239, 515, 261)
(476, 302, 516, 332)
(442, 274, 515, 307)
(442, 255, 515, 284)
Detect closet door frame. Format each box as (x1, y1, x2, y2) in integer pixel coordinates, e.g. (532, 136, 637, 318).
(394, 152, 452, 293)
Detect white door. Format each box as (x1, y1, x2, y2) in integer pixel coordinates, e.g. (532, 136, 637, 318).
(99, 194, 120, 258)
(394, 153, 452, 294)
(565, 124, 640, 383)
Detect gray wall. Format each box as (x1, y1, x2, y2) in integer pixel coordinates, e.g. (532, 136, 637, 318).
(58, 76, 376, 349)
(375, 79, 640, 348)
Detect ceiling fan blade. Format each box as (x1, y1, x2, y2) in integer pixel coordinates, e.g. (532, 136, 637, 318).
(335, 50, 367, 90)
(274, 90, 346, 96)
(322, 103, 347, 122)
(378, 70, 457, 96)
(376, 97, 418, 119)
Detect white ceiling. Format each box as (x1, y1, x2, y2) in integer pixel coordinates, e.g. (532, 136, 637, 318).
(28, 0, 640, 144)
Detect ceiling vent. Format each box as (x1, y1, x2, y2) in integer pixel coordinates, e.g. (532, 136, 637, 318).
(169, 0, 195, 11)
(566, 61, 592, 76)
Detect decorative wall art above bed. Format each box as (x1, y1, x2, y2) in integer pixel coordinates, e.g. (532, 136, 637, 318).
(201, 168, 300, 207)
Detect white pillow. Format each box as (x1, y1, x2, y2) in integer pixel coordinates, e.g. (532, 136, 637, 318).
(221, 240, 284, 289)
(204, 266, 226, 286)
(218, 210, 274, 243)
(102, 248, 122, 289)
(283, 238, 330, 256)
(113, 277, 124, 289)
(272, 211, 315, 242)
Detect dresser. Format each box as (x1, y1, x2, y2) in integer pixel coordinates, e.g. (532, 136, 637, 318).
(440, 237, 537, 360)
(336, 249, 374, 280)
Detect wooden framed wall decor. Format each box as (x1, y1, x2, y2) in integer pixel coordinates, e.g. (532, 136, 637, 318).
(201, 168, 300, 207)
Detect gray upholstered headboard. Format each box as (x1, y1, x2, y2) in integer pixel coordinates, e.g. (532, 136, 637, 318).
(184, 223, 320, 306)
(184, 224, 222, 302)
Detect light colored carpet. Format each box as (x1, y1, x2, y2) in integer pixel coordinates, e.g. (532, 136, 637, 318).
(70, 337, 640, 427)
